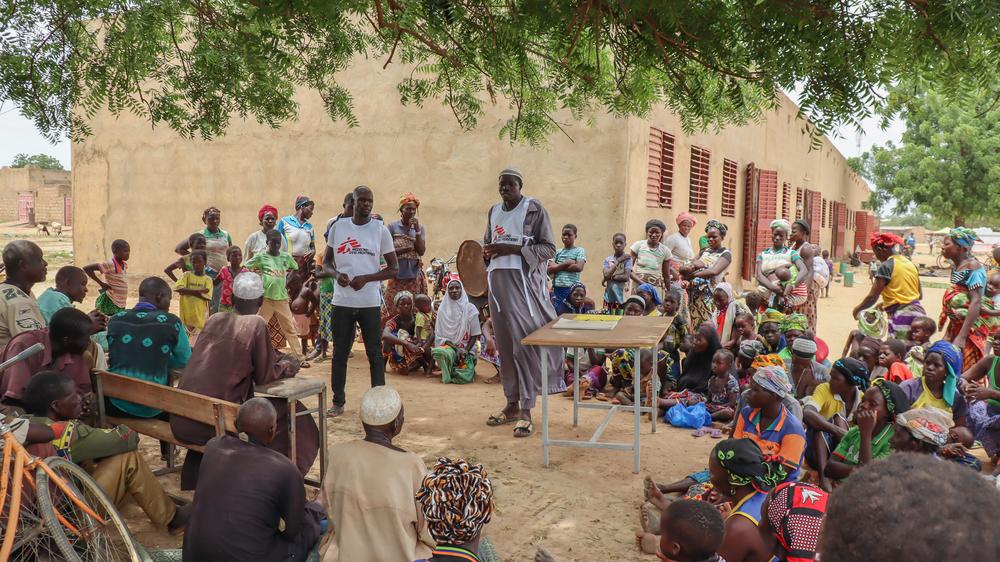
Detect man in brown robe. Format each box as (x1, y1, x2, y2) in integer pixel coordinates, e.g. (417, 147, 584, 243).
(171, 272, 319, 489)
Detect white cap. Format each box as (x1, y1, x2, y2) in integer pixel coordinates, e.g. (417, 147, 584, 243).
(232, 272, 265, 300)
(360, 386, 402, 425)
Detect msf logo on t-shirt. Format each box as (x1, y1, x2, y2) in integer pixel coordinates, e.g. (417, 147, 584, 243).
(493, 225, 519, 245)
(336, 237, 376, 256)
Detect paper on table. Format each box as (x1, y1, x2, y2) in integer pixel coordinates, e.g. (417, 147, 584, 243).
(552, 316, 620, 330)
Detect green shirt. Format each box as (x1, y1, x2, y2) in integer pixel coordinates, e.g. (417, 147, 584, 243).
(245, 251, 298, 301)
(832, 424, 894, 466)
(27, 416, 139, 464)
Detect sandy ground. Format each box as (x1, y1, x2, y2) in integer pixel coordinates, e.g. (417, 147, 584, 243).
(7, 226, 967, 560)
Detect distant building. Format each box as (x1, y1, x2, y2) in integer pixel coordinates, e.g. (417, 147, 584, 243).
(0, 166, 72, 225)
(72, 59, 873, 288)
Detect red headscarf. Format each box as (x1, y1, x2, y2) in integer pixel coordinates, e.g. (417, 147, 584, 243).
(258, 204, 278, 223)
(870, 232, 904, 249)
(766, 482, 828, 562)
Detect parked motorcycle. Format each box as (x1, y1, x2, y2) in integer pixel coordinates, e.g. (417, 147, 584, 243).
(426, 255, 457, 309)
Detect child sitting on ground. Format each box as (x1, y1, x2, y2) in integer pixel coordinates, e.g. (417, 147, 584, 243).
(657, 349, 738, 426)
(562, 347, 607, 400)
(83, 239, 130, 316)
(164, 233, 217, 282)
(635, 498, 725, 560)
(175, 250, 213, 343)
(213, 246, 247, 313)
(904, 315, 936, 377)
(878, 339, 913, 383)
(413, 294, 436, 376)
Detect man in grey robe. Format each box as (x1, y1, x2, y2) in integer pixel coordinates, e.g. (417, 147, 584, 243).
(483, 167, 565, 438)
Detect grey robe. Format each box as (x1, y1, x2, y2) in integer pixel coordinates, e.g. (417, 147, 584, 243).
(484, 198, 565, 410)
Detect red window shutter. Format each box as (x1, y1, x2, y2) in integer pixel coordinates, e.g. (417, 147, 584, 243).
(689, 146, 710, 213)
(808, 190, 822, 244)
(721, 158, 737, 217)
(821, 198, 827, 228)
(782, 183, 792, 220)
(647, 128, 675, 208)
(741, 164, 758, 281)
(757, 169, 779, 256)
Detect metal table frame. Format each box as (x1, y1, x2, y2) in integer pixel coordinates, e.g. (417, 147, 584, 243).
(256, 378, 328, 488)
(524, 315, 671, 474)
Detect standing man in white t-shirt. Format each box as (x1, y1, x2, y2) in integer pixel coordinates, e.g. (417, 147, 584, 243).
(322, 186, 399, 418)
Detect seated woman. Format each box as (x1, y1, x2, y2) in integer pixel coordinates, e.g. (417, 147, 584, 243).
(758, 482, 829, 562)
(661, 288, 690, 383)
(802, 357, 869, 491)
(382, 291, 432, 375)
(824, 379, 910, 483)
(757, 310, 787, 354)
(899, 340, 973, 446)
(776, 313, 809, 368)
(635, 283, 662, 316)
(892, 407, 983, 471)
(712, 282, 750, 350)
(656, 324, 721, 412)
(736, 340, 767, 388)
(734, 367, 807, 479)
(960, 336, 1000, 472)
(431, 280, 482, 385)
(557, 282, 595, 314)
(416, 457, 498, 562)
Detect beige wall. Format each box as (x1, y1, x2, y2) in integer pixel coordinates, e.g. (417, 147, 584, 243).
(0, 166, 72, 223)
(73, 58, 866, 293)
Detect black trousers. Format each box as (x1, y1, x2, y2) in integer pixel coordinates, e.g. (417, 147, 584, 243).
(330, 306, 384, 406)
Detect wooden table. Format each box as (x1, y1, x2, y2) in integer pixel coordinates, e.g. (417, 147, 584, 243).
(255, 377, 328, 488)
(522, 315, 672, 473)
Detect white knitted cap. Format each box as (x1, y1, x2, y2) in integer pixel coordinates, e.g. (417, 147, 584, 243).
(360, 385, 402, 425)
(232, 272, 265, 300)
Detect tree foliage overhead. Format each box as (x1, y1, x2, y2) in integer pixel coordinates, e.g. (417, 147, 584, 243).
(9, 153, 64, 170)
(855, 82, 1000, 227)
(2, 1, 999, 144)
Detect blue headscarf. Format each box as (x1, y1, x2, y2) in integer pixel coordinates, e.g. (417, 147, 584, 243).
(948, 227, 980, 248)
(927, 340, 962, 406)
(635, 283, 661, 305)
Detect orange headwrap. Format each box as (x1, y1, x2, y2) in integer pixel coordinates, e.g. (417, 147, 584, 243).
(399, 192, 420, 210)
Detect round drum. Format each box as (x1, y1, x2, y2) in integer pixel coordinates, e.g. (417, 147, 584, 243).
(457, 240, 488, 297)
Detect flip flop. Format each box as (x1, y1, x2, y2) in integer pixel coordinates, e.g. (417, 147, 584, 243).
(487, 411, 515, 426)
(513, 420, 534, 438)
(596, 393, 610, 402)
(691, 428, 710, 438)
(710, 428, 724, 439)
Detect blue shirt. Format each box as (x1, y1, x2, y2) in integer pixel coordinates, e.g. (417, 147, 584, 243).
(553, 246, 586, 288)
(37, 288, 71, 324)
(276, 215, 315, 257)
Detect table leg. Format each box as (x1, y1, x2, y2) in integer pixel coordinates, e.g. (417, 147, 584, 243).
(288, 397, 297, 464)
(319, 386, 327, 482)
(572, 347, 580, 428)
(651, 345, 658, 434)
(633, 346, 641, 474)
(542, 347, 550, 468)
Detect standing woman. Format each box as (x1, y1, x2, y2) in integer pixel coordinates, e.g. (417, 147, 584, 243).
(244, 204, 286, 260)
(383, 192, 428, 326)
(852, 232, 924, 340)
(665, 212, 697, 268)
(685, 220, 733, 329)
(277, 196, 316, 272)
(788, 219, 818, 332)
(483, 168, 564, 438)
(629, 219, 673, 295)
(756, 220, 809, 313)
(175, 207, 232, 314)
(941, 228, 987, 367)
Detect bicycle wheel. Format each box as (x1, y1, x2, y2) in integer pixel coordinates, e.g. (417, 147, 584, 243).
(35, 457, 142, 562)
(1, 478, 68, 561)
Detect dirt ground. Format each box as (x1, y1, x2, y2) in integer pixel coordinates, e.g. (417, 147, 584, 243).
(7, 225, 968, 560)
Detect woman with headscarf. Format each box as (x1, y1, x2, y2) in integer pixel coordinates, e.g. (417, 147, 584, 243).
(676, 323, 722, 394)
(685, 219, 734, 329)
(277, 195, 316, 267)
(756, 220, 809, 313)
(558, 282, 595, 314)
(734, 366, 806, 479)
(712, 282, 749, 349)
(431, 280, 482, 384)
(383, 192, 428, 326)
(776, 313, 809, 367)
(899, 341, 972, 445)
(758, 309, 787, 354)
(483, 168, 564, 438)
(789, 219, 819, 332)
(416, 457, 498, 562)
(629, 219, 673, 294)
(852, 232, 925, 340)
(891, 407, 983, 471)
(709, 438, 788, 562)
(174, 206, 233, 314)
(665, 212, 697, 264)
(381, 291, 431, 375)
(244, 204, 286, 260)
(825, 378, 910, 482)
(941, 227, 988, 367)
(802, 357, 869, 491)
(634, 282, 662, 316)
(759, 482, 828, 562)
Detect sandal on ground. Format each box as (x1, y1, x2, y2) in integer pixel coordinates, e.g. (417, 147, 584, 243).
(487, 411, 516, 426)
(513, 420, 534, 438)
(326, 404, 345, 418)
(483, 374, 502, 384)
(691, 428, 710, 438)
(709, 428, 723, 438)
(596, 393, 610, 402)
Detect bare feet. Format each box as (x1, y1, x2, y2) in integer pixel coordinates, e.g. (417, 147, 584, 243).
(640, 503, 660, 534)
(534, 547, 557, 562)
(634, 530, 660, 555)
(643, 476, 670, 511)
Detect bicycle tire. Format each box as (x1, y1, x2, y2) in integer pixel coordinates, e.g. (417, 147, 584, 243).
(35, 457, 142, 562)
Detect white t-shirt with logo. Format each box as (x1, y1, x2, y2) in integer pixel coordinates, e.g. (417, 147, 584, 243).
(328, 218, 395, 308)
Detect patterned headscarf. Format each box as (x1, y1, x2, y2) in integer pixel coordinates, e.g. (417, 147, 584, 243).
(871, 378, 911, 421)
(294, 195, 313, 210)
(635, 283, 661, 305)
(896, 407, 954, 446)
(858, 307, 888, 340)
(399, 192, 421, 210)
(676, 212, 697, 227)
(781, 313, 809, 333)
(758, 308, 786, 327)
(754, 366, 793, 398)
(926, 340, 962, 406)
(705, 219, 728, 237)
(832, 358, 870, 391)
(770, 219, 792, 233)
(258, 204, 278, 223)
(949, 227, 980, 248)
(739, 339, 767, 360)
(713, 438, 787, 492)
(766, 482, 828, 562)
(870, 232, 904, 250)
(416, 457, 494, 545)
(751, 353, 784, 370)
(394, 290, 414, 306)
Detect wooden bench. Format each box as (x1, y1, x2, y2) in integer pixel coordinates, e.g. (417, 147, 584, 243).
(93, 370, 239, 463)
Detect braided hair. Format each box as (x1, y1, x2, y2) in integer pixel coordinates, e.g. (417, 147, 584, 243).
(415, 457, 494, 545)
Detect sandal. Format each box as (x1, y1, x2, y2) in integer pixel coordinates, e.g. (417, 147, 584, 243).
(596, 393, 610, 402)
(487, 411, 515, 426)
(710, 428, 724, 439)
(691, 428, 710, 438)
(513, 420, 534, 438)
